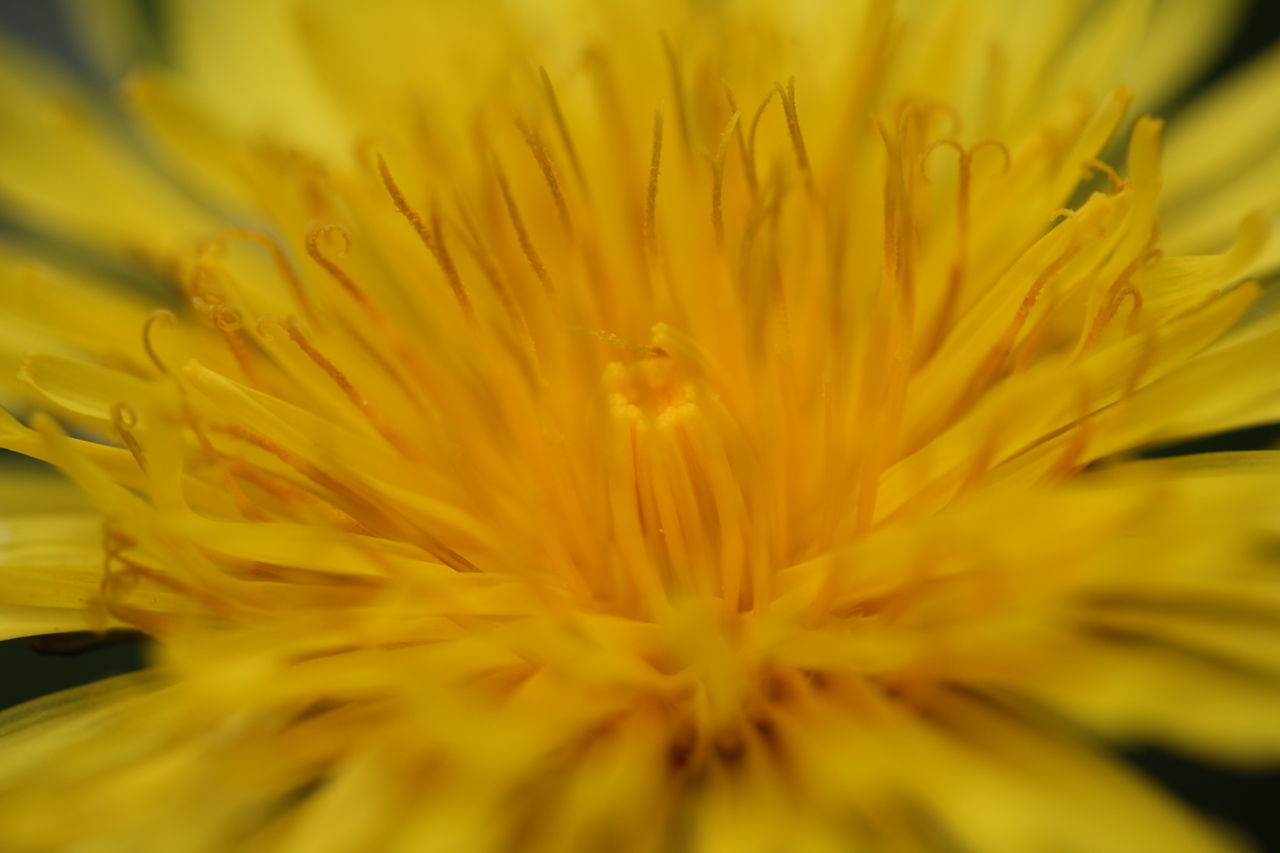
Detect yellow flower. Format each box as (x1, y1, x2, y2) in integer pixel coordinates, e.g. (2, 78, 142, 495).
(2, 1, 1280, 850)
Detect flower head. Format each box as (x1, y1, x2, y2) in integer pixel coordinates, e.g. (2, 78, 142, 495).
(1, 1, 1279, 850)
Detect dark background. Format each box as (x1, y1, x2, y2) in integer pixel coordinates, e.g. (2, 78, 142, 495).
(1, 0, 1279, 848)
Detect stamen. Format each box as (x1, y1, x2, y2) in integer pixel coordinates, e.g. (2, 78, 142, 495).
(185, 261, 225, 313)
(711, 111, 742, 246)
(110, 403, 146, 473)
(213, 424, 398, 533)
(898, 96, 963, 141)
(1039, 385, 1095, 483)
(1119, 286, 1145, 334)
(921, 140, 968, 359)
(285, 315, 414, 455)
(1165, 281, 1238, 324)
(920, 138, 966, 181)
(451, 198, 542, 375)
(452, 201, 520, 317)
(970, 139, 1012, 173)
(584, 47, 639, 170)
(660, 33, 693, 155)
(429, 203, 468, 307)
(920, 139, 1010, 184)
(956, 245, 1079, 412)
(254, 315, 287, 341)
(214, 306, 259, 385)
(920, 139, 1012, 359)
(226, 461, 353, 527)
(538, 66, 586, 190)
(97, 526, 228, 628)
(1050, 208, 1083, 235)
(493, 156, 556, 295)
(1006, 248, 1078, 345)
(776, 78, 813, 191)
(213, 305, 244, 332)
(516, 119, 572, 231)
(376, 155, 475, 319)
(709, 457, 749, 612)
(1010, 293, 1061, 374)
(581, 326, 665, 356)
(305, 223, 374, 309)
(645, 108, 665, 253)
(876, 117, 916, 313)
(605, 418, 671, 618)
(745, 90, 777, 197)
(721, 84, 757, 197)
(283, 319, 368, 412)
(1084, 158, 1126, 192)
(1077, 252, 1148, 356)
(957, 412, 999, 494)
(738, 187, 787, 292)
(182, 406, 268, 521)
(1123, 326, 1158, 398)
(142, 309, 176, 377)
(218, 228, 317, 323)
(100, 522, 133, 567)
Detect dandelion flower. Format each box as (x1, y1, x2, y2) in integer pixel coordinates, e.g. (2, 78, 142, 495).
(2, 1, 1280, 850)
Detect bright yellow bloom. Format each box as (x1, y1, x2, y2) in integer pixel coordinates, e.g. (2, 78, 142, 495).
(1, 1, 1279, 850)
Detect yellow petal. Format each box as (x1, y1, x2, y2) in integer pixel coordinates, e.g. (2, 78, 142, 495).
(1126, 0, 1247, 112)
(18, 353, 156, 424)
(0, 513, 113, 640)
(165, 0, 348, 157)
(1164, 40, 1280, 206)
(0, 36, 211, 259)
